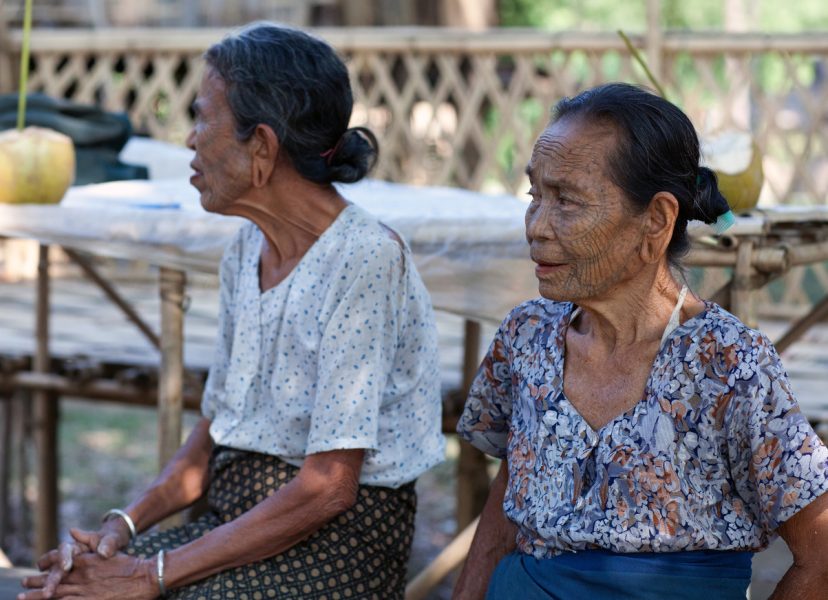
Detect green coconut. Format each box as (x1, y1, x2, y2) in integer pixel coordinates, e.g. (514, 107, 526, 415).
(700, 130, 764, 213)
(0, 126, 76, 204)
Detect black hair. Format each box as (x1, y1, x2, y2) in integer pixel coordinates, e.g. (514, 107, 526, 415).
(205, 22, 378, 184)
(552, 83, 730, 265)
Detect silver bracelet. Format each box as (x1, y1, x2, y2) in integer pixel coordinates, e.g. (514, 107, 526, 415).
(101, 508, 137, 540)
(157, 549, 167, 597)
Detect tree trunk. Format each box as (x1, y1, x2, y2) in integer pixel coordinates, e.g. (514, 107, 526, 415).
(441, 0, 497, 29)
(724, 0, 757, 130)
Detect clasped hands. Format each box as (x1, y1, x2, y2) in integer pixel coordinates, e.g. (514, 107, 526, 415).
(18, 520, 157, 600)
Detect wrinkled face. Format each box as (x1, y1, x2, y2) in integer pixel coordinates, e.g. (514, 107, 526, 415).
(525, 117, 647, 302)
(186, 68, 253, 214)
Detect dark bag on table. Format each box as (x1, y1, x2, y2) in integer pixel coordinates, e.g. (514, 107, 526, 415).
(0, 93, 149, 185)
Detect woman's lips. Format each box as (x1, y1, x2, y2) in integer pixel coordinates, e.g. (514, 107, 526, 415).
(189, 164, 203, 185)
(534, 262, 566, 276)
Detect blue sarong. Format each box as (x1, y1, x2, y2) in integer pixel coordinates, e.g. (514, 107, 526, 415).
(485, 549, 752, 600)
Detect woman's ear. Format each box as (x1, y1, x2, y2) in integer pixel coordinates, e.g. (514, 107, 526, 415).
(249, 124, 279, 188)
(640, 192, 679, 264)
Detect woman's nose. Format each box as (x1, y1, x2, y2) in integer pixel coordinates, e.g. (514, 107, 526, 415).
(185, 128, 196, 150)
(526, 202, 555, 241)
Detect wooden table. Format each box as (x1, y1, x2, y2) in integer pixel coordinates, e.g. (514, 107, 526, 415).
(0, 177, 538, 554)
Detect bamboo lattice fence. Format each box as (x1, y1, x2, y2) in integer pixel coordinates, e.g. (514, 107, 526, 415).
(2, 27, 828, 310)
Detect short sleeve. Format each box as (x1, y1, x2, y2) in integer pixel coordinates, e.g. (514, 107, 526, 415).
(304, 239, 405, 455)
(456, 315, 514, 458)
(201, 227, 244, 420)
(727, 334, 828, 532)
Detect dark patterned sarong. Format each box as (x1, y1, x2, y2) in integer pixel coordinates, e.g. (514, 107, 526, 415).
(126, 447, 417, 599)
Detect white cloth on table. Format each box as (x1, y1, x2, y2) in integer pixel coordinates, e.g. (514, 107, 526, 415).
(202, 203, 446, 488)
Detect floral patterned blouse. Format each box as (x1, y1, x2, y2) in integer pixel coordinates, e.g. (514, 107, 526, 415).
(457, 298, 828, 558)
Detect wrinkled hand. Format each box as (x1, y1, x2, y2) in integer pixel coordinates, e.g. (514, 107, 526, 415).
(19, 521, 132, 599)
(70, 518, 133, 559)
(19, 552, 156, 600)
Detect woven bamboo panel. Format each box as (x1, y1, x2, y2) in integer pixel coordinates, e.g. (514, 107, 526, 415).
(11, 29, 828, 204)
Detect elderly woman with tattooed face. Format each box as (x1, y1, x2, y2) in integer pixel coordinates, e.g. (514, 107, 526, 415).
(453, 83, 828, 600)
(20, 23, 444, 600)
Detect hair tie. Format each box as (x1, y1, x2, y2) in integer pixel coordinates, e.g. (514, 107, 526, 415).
(714, 209, 736, 234)
(320, 135, 346, 166)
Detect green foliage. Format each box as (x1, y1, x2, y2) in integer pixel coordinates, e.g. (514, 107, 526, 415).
(757, 0, 828, 31)
(498, 0, 828, 32)
(499, 0, 644, 30)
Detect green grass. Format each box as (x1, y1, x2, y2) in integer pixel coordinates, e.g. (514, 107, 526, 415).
(57, 399, 200, 532)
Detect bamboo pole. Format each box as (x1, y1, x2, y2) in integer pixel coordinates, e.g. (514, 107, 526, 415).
(33, 244, 58, 556)
(0, 0, 14, 93)
(0, 372, 201, 410)
(773, 295, 828, 355)
(645, 0, 663, 85)
(14, 392, 32, 548)
(8, 28, 828, 54)
(686, 237, 828, 272)
(15, 0, 33, 130)
(0, 393, 11, 545)
(685, 246, 787, 271)
(405, 516, 480, 600)
(63, 248, 161, 350)
(158, 267, 185, 467)
(158, 267, 186, 528)
(731, 239, 756, 325)
(456, 320, 489, 530)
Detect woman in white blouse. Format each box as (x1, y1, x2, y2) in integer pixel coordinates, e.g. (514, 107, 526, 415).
(21, 23, 444, 600)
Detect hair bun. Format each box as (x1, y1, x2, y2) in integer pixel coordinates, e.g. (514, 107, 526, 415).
(327, 127, 379, 184)
(691, 167, 731, 224)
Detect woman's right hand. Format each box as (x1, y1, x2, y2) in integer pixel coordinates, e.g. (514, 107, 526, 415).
(31, 520, 132, 598)
(71, 515, 133, 558)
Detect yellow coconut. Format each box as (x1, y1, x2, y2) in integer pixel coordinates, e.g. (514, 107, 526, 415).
(0, 126, 75, 204)
(700, 130, 764, 213)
